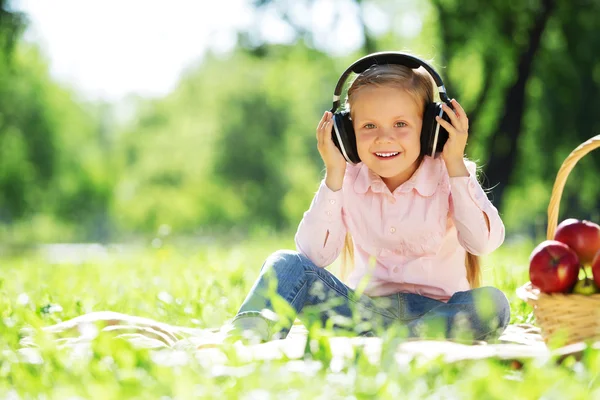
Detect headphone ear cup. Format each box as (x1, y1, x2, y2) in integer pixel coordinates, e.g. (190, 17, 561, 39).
(435, 103, 451, 154)
(421, 103, 450, 157)
(332, 111, 360, 164)
(421, 103, 437, 156)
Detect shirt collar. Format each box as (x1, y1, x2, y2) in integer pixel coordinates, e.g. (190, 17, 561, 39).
(353, 155, 441, 197)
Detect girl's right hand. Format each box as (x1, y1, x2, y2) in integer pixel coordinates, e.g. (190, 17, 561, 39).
(317, 111, 347, 174)
(317, 111, 346, 192)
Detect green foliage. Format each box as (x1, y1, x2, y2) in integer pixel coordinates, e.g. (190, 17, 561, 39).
(0, 0, 25, 53)
(112, 46, 340, 234)
(430, 0, 600, 234)
(0, 43, 56, 220)
(0, 39, 114, 241)
(2, 0, 600, 241)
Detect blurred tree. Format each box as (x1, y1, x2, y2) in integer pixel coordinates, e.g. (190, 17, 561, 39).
(0, 43, 114, 241)
(213, 90, 289, 228)
(431, 0, 600, 230)
(9, 0, 592, 240)
(431, 0, 557, 212)
(249, 0, 379, 54)
(0, 1, 27, 222)
(522, 0, 600, 222)
(0, 6, 55, 223)
(112, 45, 340, 234)
(0, 2, 113, 241)
(0, 0, 24, 53)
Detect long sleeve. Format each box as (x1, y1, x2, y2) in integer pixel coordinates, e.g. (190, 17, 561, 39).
(294, 180, 347, 267)
(449, 161, 505, 255)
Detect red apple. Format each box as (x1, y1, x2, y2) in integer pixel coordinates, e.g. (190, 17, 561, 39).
(592, 249, 600, 288)
(529, 240, 580, 293)
(554, 218, 600, 265)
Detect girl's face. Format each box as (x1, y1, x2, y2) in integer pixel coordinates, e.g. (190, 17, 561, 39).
(350, 85, 423, 191)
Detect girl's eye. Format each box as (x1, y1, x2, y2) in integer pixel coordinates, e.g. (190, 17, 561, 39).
(395, 122, 407, 128)
(363, 123, 376, 129)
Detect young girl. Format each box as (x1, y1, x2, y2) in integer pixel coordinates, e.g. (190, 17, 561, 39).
(220, 53, 511, 344)
(31, 53, 510, 348)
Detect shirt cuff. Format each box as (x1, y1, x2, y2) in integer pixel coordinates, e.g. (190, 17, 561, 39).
(311, 180, 344, 222)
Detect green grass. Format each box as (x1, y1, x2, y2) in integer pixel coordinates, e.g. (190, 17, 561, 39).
(1, 235, 598, 399)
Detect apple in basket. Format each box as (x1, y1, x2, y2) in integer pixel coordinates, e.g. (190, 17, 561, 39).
(592, 250, 600, 288)
(529, 240, 580, 293)
(572, 277, 599, 295)
(554, 218, 600, 265)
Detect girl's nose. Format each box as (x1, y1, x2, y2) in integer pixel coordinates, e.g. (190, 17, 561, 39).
(375, 129, 395, 143)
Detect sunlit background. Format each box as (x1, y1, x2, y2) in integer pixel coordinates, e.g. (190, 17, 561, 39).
(17, 0, 414, 100)
(2, 0, 600, 245)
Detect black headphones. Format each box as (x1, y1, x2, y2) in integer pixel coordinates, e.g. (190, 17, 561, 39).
(330, 52, 453, 164)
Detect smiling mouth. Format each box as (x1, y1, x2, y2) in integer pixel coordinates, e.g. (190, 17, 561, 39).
(374, 151, 400, 159)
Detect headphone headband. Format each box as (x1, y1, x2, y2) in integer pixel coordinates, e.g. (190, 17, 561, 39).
(330, 51, 450, 113)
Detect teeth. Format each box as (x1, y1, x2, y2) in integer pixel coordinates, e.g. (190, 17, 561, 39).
(375, 152, 399, 157)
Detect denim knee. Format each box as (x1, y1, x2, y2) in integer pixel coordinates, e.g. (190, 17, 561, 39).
(261, 249, 317, 276)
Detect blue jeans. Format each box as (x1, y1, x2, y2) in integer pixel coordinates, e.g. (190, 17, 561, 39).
(232, 250, 510, 342)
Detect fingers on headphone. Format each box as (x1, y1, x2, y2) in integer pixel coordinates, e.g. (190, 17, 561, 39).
(317, 113, 326, 140)
(451, 99, 469, 128)
(441, 103, 459, 126)
(319, 112, 333, 127)
(317, 112, 327, 131)
(435, 114, 455, 137)
(441, 102, 468, 131)
(317, 112, 332, 144)
(323, 114, 334, 130)
(451, 99, 465, 116)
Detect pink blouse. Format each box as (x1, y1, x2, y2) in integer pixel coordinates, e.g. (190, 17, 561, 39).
(294, 155, 505, 301)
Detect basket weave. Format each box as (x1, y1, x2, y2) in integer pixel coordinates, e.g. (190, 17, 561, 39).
(517, 135, 600, 345)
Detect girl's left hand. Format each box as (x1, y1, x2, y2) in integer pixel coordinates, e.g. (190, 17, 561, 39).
(436, 99, 469, 167)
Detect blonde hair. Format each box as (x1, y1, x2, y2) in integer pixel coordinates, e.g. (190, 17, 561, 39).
(347, 63, 434, 117)
(339, 63, 482, 289)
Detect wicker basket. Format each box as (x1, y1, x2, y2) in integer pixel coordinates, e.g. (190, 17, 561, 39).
(516, 135, 600, 345)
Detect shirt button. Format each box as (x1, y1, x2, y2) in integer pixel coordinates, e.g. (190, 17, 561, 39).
(329, 199, 336, 204)
(390, 227, 396, 233)
(326, 211, 332, 216)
